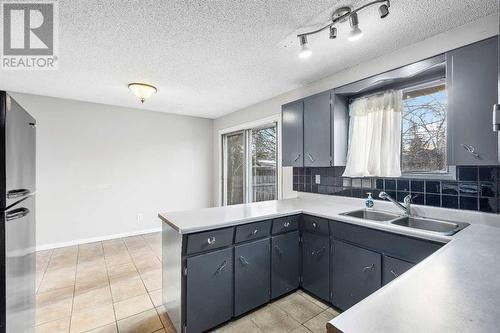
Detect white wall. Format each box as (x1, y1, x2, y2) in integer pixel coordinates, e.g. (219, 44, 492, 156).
(212, 14, 499, 204)
(10, 93, 213, 249)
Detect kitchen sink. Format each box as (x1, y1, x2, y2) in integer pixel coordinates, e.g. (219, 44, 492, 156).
(341, 209, 401, 222)
(390, 216, 469, 236)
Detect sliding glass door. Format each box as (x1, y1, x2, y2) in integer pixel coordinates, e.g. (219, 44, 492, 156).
(222, 123, 278, 206)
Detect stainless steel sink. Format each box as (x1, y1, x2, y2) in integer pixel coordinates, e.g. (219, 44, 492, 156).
(390, 216, 469, 236)
(341, 209, 401, 222)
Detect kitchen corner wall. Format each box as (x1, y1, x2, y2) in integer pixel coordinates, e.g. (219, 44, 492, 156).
(293, 166, 500, 214)
(11, 93, 214, 249)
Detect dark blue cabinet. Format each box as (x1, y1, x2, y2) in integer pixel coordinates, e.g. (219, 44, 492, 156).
(302, 232, 330, 301)
(234, 238, 270, 316)
(185, 247, 233, 333)
(282, 101, 304, 167)
(331, 240, 381, 310)
(271, 231, 300, 299)
(304, 91, 332, 167)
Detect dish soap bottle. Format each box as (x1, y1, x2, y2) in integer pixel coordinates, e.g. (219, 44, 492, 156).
(365, 192, 374, 209)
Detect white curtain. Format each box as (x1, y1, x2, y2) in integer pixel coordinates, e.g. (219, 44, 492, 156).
(343, 90, 403, 178)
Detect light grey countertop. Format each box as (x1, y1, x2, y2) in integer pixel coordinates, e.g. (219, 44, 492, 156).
(158, 193, 500, 333)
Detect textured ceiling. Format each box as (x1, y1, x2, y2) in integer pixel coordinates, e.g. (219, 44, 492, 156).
(1, 0, 498, 118)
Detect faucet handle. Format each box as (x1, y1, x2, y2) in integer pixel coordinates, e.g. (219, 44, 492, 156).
(403, 194, 413, 205)
(378, 191, 387, 199)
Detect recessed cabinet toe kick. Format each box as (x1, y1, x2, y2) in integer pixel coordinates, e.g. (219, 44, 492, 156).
(161, 214, 443, 333)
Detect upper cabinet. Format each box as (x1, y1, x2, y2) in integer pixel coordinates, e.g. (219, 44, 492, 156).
(282, 100, 304, 167)
(447, 37, 499, 165)
(304, 91, 332, 167)
(282, 90, 348, 167)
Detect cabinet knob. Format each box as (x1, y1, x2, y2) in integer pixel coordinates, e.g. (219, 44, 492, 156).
(251, 229, 259, 235)
(312, 222, 318, 229)
(207, 236, 216, 245)
(283, 222, 290, 228)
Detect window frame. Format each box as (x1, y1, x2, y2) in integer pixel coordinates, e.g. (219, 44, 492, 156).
(219, 115, 282, 206)
(400, 78, 456, 179)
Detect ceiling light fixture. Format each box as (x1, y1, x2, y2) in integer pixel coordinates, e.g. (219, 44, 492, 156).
(298, 35, 312, 59)
(296, 0, 390, 57)
(128, 83, 157, 103)
(348, 13, 364, 42)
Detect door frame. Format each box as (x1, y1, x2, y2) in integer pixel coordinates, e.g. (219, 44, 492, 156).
(218, 114, 282, 206)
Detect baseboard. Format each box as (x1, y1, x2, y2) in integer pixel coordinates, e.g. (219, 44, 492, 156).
(36, 226, 162, 251)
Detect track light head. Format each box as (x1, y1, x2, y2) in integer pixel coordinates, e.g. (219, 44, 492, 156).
(379, 4, 389, 18)
(329, 26, 337, 39)
(348, 13, 363, 42)
(298, 35, 312, 59)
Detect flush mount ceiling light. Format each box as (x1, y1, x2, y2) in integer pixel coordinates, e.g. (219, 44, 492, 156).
(297, 0, 390, 58)
(128, 82, 157, 103)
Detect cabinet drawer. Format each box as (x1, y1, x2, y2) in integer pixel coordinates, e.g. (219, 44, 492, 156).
(272, 215, 300, 235)
(383, 255, 414, 286)
(185, 227, 234, 255)
(332, 221, 442, 263)
(235, 220, 271, 243)
(301, 215, 330, 235)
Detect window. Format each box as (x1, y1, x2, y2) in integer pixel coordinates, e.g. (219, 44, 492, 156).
(401, 81, 447, 174)
(222, 123, 278, 205)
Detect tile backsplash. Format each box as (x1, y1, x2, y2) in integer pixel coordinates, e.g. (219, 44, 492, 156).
(293, 166, 500, 213)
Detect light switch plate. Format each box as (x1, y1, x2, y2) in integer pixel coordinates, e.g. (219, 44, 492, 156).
(315, 175, 321, 184)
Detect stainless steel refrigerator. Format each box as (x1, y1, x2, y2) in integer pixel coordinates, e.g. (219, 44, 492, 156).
(0, 92, 36, 333)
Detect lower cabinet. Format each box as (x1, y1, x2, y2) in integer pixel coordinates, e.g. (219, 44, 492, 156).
(234, 238, 271, 316)
(302, 232, 330, 301)
(331, 240, 381, 310)
(382, 255, 414, 286)
(271, 231, 300, 299)
(185, 247, 233, 333)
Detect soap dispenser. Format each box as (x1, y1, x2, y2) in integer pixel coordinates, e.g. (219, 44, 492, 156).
(365, 192, 374, 209)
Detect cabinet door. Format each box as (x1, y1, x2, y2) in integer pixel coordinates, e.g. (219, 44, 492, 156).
(271, 231, 300, 299)
(382, 255, 414, 286)
(304, 91, 331, 167)
(302, 232, 330, 301)
(447, 37, 498, 165)
(186, 248, 233, 333)
(331, 241, 381, 310)
(282, 101, 304, 167)
(234, 238, 270, 316)
(331, 93, 348, 166)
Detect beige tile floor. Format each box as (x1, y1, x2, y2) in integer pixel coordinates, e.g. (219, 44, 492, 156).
(36, 232, 339, 333)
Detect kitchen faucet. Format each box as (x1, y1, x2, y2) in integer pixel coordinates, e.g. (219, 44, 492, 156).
(378, 191, 412, 216)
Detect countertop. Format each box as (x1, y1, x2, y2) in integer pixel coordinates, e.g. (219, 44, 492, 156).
(158, 193, 500, 333)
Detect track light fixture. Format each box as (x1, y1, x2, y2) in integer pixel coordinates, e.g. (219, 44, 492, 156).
(298, 35, 312, 59)
(297, 0, 390, 58)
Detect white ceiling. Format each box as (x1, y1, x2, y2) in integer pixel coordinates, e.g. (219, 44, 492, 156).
(1, 0, 497, 118)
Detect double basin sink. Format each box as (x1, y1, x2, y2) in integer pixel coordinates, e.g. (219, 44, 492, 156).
(341, 209, 469, 236)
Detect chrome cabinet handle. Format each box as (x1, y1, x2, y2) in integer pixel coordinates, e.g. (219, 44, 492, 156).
(462, 144, 481, 159)
(207, 236, 216, 245)
(274, 245, 283, 257)
(390, 269, 399, 278)
(363, 264, 375, 272)
(239, 256, 249, 266)
(311, 247, 326, 256)
(307, 153, 315, 163)
(251, 229, 259, 235)
(294, 154, 301, 162)
(215, 260, 227, 274)
(6, 208, 30, 221)
(283, 222, 290, 228)
(312, 222, 318, 229)
(6, 189, 31, 199)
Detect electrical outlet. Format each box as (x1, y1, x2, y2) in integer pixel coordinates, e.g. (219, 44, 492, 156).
(315, 175, 321, 184)
(137, 213, 143, 222)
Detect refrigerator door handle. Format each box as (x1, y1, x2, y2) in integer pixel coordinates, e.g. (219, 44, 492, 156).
(6, 189, 31, 199)
(6, 207, 30, 221)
